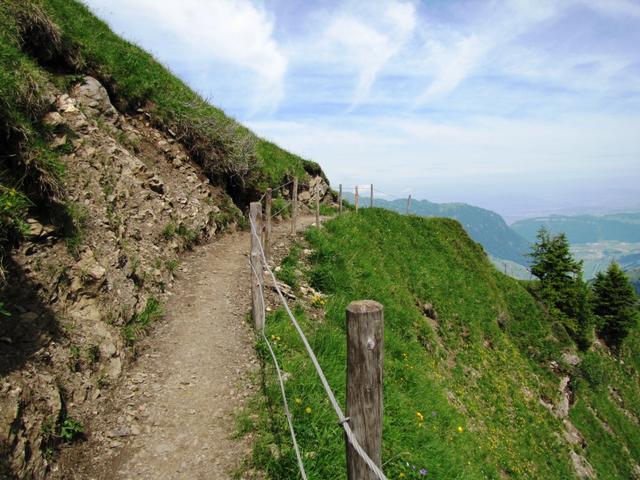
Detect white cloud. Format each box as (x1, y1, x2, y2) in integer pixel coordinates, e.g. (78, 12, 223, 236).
(414, 0, 563, 106)
(85, 0, 287, 111)
(320, 1, 416, 107)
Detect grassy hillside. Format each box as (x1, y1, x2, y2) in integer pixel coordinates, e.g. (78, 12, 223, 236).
(244, 209, 640, 479)
(345, 193, 531, 266)
(1, 0, 324, 283)
(513, 213, 640, 244)
(0, 0, 319, 206)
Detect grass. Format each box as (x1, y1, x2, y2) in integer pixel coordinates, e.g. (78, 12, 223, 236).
(161, 221, 198, 249)
(243, 208, 640, 479)
(122, 297, 163, 346)
(275, 244, 301, 291)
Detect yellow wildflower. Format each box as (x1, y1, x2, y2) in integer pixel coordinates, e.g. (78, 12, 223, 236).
(295, 398, 302, 405)
(305, 407, 312, 414)
(457, 426, 464, 433)
(416, 411, 424, 422)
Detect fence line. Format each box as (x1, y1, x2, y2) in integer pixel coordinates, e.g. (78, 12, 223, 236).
(248, 201, 387, 480)
(249, 258, 308, 479)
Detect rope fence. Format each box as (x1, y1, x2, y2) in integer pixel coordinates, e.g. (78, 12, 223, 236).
(247, 184, 388, 480)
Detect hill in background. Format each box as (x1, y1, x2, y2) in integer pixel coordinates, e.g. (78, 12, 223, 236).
(512, 213, 640, 244)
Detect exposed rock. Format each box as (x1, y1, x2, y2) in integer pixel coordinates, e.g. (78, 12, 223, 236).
(556, 376, 571, 419)
(77, 250, 107, 283)
(570, 450, 596, 479)
(561, 352, 581, 367)
(72, 76, 118, 120)
(43, 111, 64, 126)
(563, 419, 585, 446)
(108, 357, 123, 379)
(107, 427, 130, 438)
(299, 191, 311, 202)
(422, 303, 438, 320)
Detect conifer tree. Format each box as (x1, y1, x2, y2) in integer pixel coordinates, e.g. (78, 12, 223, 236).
(529, 227, 593, 348)
(592, 262, 638, 350)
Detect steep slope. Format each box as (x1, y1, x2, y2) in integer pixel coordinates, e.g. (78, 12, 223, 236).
(513, 213, 640, 244)
(346, 194, 531, 265)
(246, 209, 640, 479)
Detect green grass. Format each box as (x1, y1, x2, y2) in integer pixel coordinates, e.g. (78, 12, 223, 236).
(275, 244, 301, 291)
(122, 297, 163, 346)
(244, 209, 640, 479)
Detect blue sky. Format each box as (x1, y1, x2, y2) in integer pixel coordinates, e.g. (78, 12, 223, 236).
(84, 0, 640, 220)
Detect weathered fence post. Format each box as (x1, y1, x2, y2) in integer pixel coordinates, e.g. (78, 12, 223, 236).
(355, 185, 359, 212)
(250, 202, 264, 330)
(315, 186, 320, 227)
(264, 188, 272, 260)
(406, 194, 411, 215)
(346, 300, 384, 480)
(291, 176, 298, 234)
(370, 184, 374, 208)
(339, 184, 343, 213)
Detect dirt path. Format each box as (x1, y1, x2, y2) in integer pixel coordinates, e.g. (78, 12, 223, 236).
(63, 216, 316, 480)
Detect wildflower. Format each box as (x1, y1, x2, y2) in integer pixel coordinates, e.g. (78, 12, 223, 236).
(8, 189, 16, 197)
(295, 398, 302, 405)
(276, 336, 281, 341)
(419, 468, 428, 475)
(399, 474, 406, 478)
(416, 411, 424, 422)
(305, 407, 312, 414)
(271, 335, 276, 340)
(457, 426, 464, 433)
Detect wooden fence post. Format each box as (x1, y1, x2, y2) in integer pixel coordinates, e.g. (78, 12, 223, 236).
(264, 188, 272, 260)
(346, 300, 384, 480)
(355, 185, 359, 213)
(406, 194, 411, 215)
(291, 176, 298, 234)
(339, 184, 343, 214)
(370, 184, 373, 208)
(315, 186, 320, 227)
(250, 202, 264, 331)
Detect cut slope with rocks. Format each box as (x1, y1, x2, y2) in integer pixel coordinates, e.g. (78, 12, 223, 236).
(0, 74, 242, 478)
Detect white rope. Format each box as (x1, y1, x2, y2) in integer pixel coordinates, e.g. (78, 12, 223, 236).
(271, 201, 291, 219)
(249, 216, 388, 480)
(249, 259, 308, 479)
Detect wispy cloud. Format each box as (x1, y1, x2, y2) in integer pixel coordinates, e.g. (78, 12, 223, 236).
(307, 0, 416, 108)
(85, 0, 287, 111)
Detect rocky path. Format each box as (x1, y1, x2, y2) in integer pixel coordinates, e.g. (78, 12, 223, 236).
(61, 216, 316, 480)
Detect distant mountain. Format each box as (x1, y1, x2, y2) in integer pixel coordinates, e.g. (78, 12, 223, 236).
(512, 212, 640, 244)
(626, 269, 640, 295)
(344, 194, 531, 266)
(619, 252, 640, 271)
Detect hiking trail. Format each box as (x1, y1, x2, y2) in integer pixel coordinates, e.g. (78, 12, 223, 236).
(58, 216, 316, 479)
